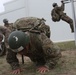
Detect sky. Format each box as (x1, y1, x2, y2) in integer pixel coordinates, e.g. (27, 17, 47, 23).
(0, 0, 13, 13)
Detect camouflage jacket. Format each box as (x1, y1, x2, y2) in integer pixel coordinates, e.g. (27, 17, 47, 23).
(51, 2, 65, 18)
(6, 32, 61, 70)
(54, 2, 65, 16)
(13, 17, 51, 38)
(0, 26, 11, 47)
(4, 23, 14, 32)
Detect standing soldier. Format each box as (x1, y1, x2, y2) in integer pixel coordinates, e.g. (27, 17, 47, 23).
(3, 18, 13, 31)
(6, 17, 62, 74)
(51, 0, 74, 33)
(0, 19, 13, 56)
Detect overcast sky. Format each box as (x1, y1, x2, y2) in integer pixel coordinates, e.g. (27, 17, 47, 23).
(0, 0, 13, 13)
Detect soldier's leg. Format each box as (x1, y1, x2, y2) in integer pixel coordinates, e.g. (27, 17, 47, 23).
(61, 15, 74, 32)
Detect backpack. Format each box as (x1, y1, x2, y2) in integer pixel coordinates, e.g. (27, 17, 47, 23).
(51, 9, 60, 22)
(13, 17, 51, 38)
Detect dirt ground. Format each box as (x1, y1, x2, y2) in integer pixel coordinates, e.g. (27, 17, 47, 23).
(0, 49, 76, 75)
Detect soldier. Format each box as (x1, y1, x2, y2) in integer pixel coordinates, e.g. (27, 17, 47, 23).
(3, 18, 13, 31)
(6, 18, 61, 74)
(51, 0, 74, 33)
(0, 32, 3, 42)
(0, 26, 11, 56)
(0, 32, 5, 56)
(0, 26, 11, 45)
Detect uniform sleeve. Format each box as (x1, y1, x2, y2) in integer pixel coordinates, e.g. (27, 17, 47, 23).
(6, 49, 20, 70)
(54, 2, 64, 11)
(60, 2, 65, 11)
(41, 33, 61, 69)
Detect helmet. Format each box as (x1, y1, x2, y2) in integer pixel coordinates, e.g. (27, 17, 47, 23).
(52, 3, 57, 7)
(3, 19, 8, 23)
(8, 30, 30, 52)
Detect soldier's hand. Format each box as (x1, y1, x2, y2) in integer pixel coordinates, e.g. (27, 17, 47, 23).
(11, 68, 22, 74)
(61, 0, 64, 3)
(37, 66, 49, 74)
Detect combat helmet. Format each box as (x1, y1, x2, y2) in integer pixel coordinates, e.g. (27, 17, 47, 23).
(8, 30, 30, 52)
(52, 3, 57, 7)
(3, 19, 8, 23)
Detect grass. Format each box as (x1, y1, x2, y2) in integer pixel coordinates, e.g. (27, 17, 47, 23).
(0, 41, 76, 75)
(55, 41, 76, 50)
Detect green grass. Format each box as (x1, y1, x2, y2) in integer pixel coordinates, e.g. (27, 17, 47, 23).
(55, 41, 76, 50)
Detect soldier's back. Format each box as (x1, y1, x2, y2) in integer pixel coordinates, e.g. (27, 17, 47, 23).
(13, 17, 41, 29)
(13, 17, 51, 38)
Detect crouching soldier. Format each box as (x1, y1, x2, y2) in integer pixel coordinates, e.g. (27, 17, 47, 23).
(6, 30, 61, 74)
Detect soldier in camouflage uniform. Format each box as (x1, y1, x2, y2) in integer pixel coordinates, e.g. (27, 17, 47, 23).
(0, 19, 13, 56)
(51, 1, 74, 33)
(3, 19, 13, 31)
(6, 17, 61, 74)
(0, 26, 11, 55)
(0, 26, 11, 45)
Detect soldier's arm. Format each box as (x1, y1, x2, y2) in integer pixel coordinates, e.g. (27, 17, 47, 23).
(55, 1, 65, 11)
(61, 0, 65, 11)
(41, 33, 61, 69)
(6, 49, 20, 70)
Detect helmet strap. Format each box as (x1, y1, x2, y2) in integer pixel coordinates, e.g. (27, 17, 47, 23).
(19, 44, 30, 55)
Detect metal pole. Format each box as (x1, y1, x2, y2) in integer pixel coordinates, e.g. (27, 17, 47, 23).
(64, 1, 76, 4)
(70, 0, 76, 45)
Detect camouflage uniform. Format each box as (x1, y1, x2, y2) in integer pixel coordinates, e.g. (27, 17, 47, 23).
(0, 26, 11, 47)
(6, 17, 61, 70)
(13, 17, 51, 38)
(3, 19, 13, 32)
(4, 23, 13, 32)
(51, 1, 74, 32)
